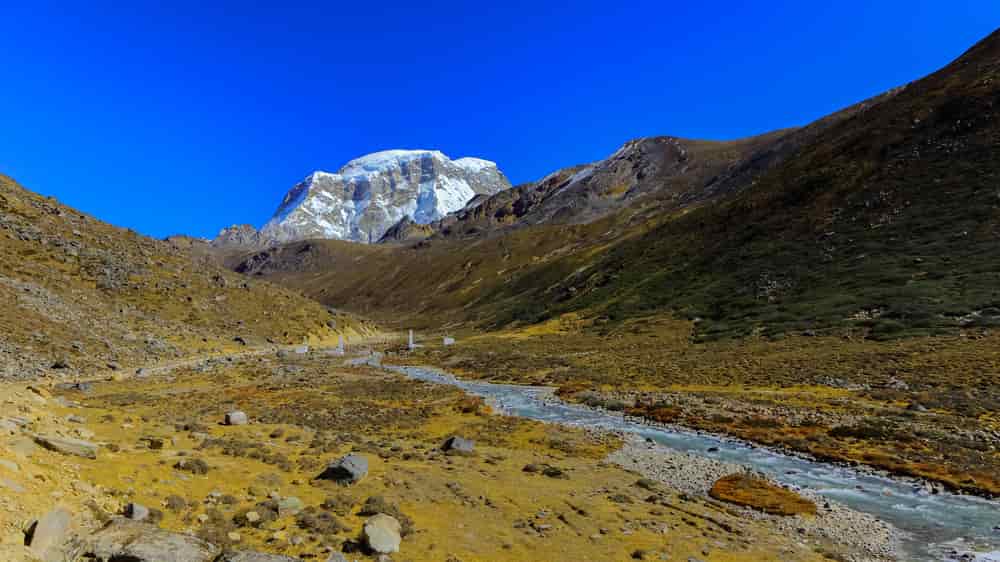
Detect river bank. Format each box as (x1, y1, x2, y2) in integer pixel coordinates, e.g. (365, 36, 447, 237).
(408, 322, 1000, 498)
(608, 436, 899, 561)
(385, 363, 1000, 562)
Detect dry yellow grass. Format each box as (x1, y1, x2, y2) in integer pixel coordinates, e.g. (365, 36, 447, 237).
(709, 474, 817, 516)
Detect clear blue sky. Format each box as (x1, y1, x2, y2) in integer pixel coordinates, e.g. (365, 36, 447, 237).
(1, 2, 996, 238)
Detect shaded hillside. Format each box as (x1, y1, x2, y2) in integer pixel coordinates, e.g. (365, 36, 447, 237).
(237, 29, 1000, 341)
(0, 175, 359, 380)
(524, 27, 1000, 340)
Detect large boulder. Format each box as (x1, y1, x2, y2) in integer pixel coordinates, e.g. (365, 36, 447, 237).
(82, 518, 220, 562)
(363, 514, 402, 554)
(32, 434, 98, 459)
(225, 411, 249, 426)
(26, 507, 71, 562)
(316, 454, 368, 485)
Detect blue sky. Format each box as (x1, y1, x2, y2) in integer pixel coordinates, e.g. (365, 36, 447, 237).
(1, 2, 997, 238)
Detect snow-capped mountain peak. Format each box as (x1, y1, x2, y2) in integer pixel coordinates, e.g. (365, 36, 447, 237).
(232, 149, 510, 246)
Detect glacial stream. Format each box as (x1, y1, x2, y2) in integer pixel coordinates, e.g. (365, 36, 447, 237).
(383, 364, 1000, 561)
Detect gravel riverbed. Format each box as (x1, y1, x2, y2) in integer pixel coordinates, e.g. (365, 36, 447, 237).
(607, 435, 901, 562)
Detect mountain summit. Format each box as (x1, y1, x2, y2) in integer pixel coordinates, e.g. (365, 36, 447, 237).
(216, 150, 510, 247)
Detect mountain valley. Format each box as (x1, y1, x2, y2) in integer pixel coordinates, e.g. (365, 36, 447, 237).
(1, 23, 1000, 562)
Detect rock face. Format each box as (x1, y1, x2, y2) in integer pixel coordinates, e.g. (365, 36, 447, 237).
(83, 518, 221, 562)
(219, 150, 510, 246)
(317, 453, 368, 485)
(363, 513, 402, 554)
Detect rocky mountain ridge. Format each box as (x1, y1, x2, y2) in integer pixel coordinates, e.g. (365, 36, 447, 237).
(233, 28, 1000, 343)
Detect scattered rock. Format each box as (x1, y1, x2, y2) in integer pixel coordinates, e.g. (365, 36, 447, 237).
(55, 381, 93, 393)
(174, 458, 210, 474)
(363, 514, 402, 554)
(139, 436, 165, 450)
(28, 385, 52, 399)
(886, 377, 910, 391)
(441, 436, 475, 455)
(225, 411, 249, 426)
(32, 434, 98, 459)
(66, 414, 87, 424)
(542, 466, 567, 479)
(165, 495, 187, 511)
(26, 507, 71, 562)
(317, 454, 368, 485)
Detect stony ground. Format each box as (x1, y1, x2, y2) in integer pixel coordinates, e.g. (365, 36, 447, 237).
(607, 437, 899, 562)
(0, 347, 852, 562)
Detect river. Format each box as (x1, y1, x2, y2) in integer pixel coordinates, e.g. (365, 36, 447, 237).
(381, 363, 1000, 561)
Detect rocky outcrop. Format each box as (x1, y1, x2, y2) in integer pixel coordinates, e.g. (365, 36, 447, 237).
(377, 216, 436, 243)
(212, 224, 261, 248)
(82, 518, 220, 562)
(32, 434, 98, 459)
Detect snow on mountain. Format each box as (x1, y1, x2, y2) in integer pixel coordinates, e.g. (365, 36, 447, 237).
(220, 150, 510, 246)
